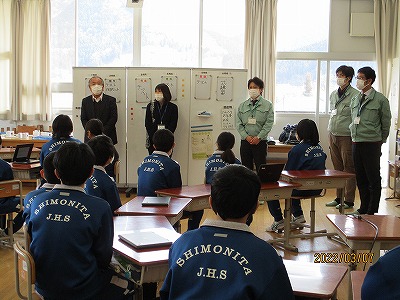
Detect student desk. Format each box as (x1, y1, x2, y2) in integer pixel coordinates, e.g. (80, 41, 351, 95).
(10, 162, 41, 181)
(351, 270, 366, 300)
(112, 215, 180, 298)
(283, 259, 347, 300)
(114, 196, 192, 226)
(259, 181, 302, 202)
(0, 147, 41, 160)
(271, 170, 355, 252)
(326, 214, 400, 264)
(267, 143, 293, 163)
(1, 137, 48, 148)
(156, 184, 211, 212)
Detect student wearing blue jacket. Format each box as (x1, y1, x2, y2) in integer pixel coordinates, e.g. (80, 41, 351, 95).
(27, 142, 134, 300)
(137, 129, 182, 197)
(85, 134, 122, 213)
(40, 114, 81, 166)
(160, 165, 294, 300)
(266, 119, 327, 232)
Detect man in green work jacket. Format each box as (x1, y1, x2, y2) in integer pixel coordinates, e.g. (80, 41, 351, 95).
(349, 66, 391, 215)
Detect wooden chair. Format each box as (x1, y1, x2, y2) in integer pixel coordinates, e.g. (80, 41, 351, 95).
(0, 180, 23, 246)
(14, 241, 43, 300)
(114, 160, 121, 183)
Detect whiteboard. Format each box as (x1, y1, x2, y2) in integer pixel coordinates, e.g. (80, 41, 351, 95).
(73, 67, 127, 185)
(216, 76, 234, 101)
(194, 74, 212, 100)
(126, 68, 191, 186)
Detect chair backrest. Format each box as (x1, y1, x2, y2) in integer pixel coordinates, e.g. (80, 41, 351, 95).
(0, 180, 22, 198)
(16, 125, 37, 135)
(14, 241, 36, 300)
(114, 160, 121, 183)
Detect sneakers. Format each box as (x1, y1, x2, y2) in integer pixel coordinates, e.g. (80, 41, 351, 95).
(326, 198, 340, 207)
(335, 203, 353, 209)
(266, 219, 284, 232)
(292, 215, 306, 223)
(345, 209, 362, 216)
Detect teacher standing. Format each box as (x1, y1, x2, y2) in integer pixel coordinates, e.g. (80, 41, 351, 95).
(145, 83, 178, 154)
(81, 76, 118, 145)
(237, 77, 274, 171)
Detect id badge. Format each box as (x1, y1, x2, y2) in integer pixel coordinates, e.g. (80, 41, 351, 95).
(331, 109, 337, 116)
(354, 117, 360, 125)
(158, 124, 165, 130)
(248, 117, 257, 125)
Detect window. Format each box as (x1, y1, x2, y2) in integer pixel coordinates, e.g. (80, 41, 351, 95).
(277, 0, 330, 52)
(0, 0, 12, 116)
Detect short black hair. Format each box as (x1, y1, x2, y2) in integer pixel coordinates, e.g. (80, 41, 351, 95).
(52, 114, 73, 139)
(155, 83, 172, 102)
(153, 129, 174, 153)
(53, 142, 94, 186)
(211, 165, 260, 220)
(247, 77, 264, 89)
(336, 65, 355, 83)
(85, 118, 104, 136)
(0, 135, 2, 146)
(217, 132, 236, 164)
(87, 135, 114, 166)
(358, 66, 376, 84)
(296, 119, 320, 146)
(42, 152, 60, 184)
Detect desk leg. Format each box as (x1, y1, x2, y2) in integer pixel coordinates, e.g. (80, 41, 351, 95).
(339, 188, 345, 215)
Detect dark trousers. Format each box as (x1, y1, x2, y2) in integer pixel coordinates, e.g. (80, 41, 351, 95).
(352, 142, 382, 214)
(267, 199, 303, 222)
(240, 140, 267, 171)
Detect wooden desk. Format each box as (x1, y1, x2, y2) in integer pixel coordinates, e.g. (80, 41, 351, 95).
(259, 180, 302, 202)
(156, 184, 211, 212)
(272, 170, 355, 252)
(114, 196, 192, 226)
(11, 162, 41, 180)
(326, 214, 400, 264)
(284, 259, 347, 299)
(351, 270, 366, 300)
(0, 147, 41, 160)
(1, 137, 48, 148)
(112, 215, 180, 286)
(267, 143, 293, 163)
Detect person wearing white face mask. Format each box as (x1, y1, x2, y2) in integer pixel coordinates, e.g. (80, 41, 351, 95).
(81, 76, 118, 145)
(145, 83, 178, 154)
(325, 65, 359, 210)
(348, 66, 391, 216)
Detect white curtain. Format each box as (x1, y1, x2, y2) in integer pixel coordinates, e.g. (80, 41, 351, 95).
(10, 0, 51, 121)
(244, 0, 277, 102)
(374, 0, 399, 97)
(0, 0, 13, 119)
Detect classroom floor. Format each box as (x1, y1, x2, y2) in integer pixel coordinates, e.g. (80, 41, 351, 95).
(1, 185, 400, 300)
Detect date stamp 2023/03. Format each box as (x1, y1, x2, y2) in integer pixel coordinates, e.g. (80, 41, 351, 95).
(314, 252, 374, 264)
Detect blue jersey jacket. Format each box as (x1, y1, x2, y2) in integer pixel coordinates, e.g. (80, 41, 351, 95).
(23, 183, 55, 224)
(160, 219, 294, 300)
(205, 151, 241, 184)
(85, 166, 121, 212)
(137, 151, 182, 196)
(40, 137, 81, 165)
(27, 185, 114, 299)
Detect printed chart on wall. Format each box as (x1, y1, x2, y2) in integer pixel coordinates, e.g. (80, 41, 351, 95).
(85, 76, 122, 103)
(191, 125, 213, 159)
(221, 105, 235, 129)
(135, 78, 152, 103)
(216, 76, 234, 101)
(161, 75, 178, 101)
(194, 74, 212, 100)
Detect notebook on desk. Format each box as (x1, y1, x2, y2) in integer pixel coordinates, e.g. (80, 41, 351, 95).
(141, 196, 171, 206)
(118, 230, 173, 249)
(258, 163, 285, 183)
(12, 144, 40, 164)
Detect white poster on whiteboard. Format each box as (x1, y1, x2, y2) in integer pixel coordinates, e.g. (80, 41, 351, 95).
(194, 74, 212, 100)
(135, 78, 152, 103)
(216, 76, 233, 101)
(161, 75, 178, 101)
(84, 76, 122, 103)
